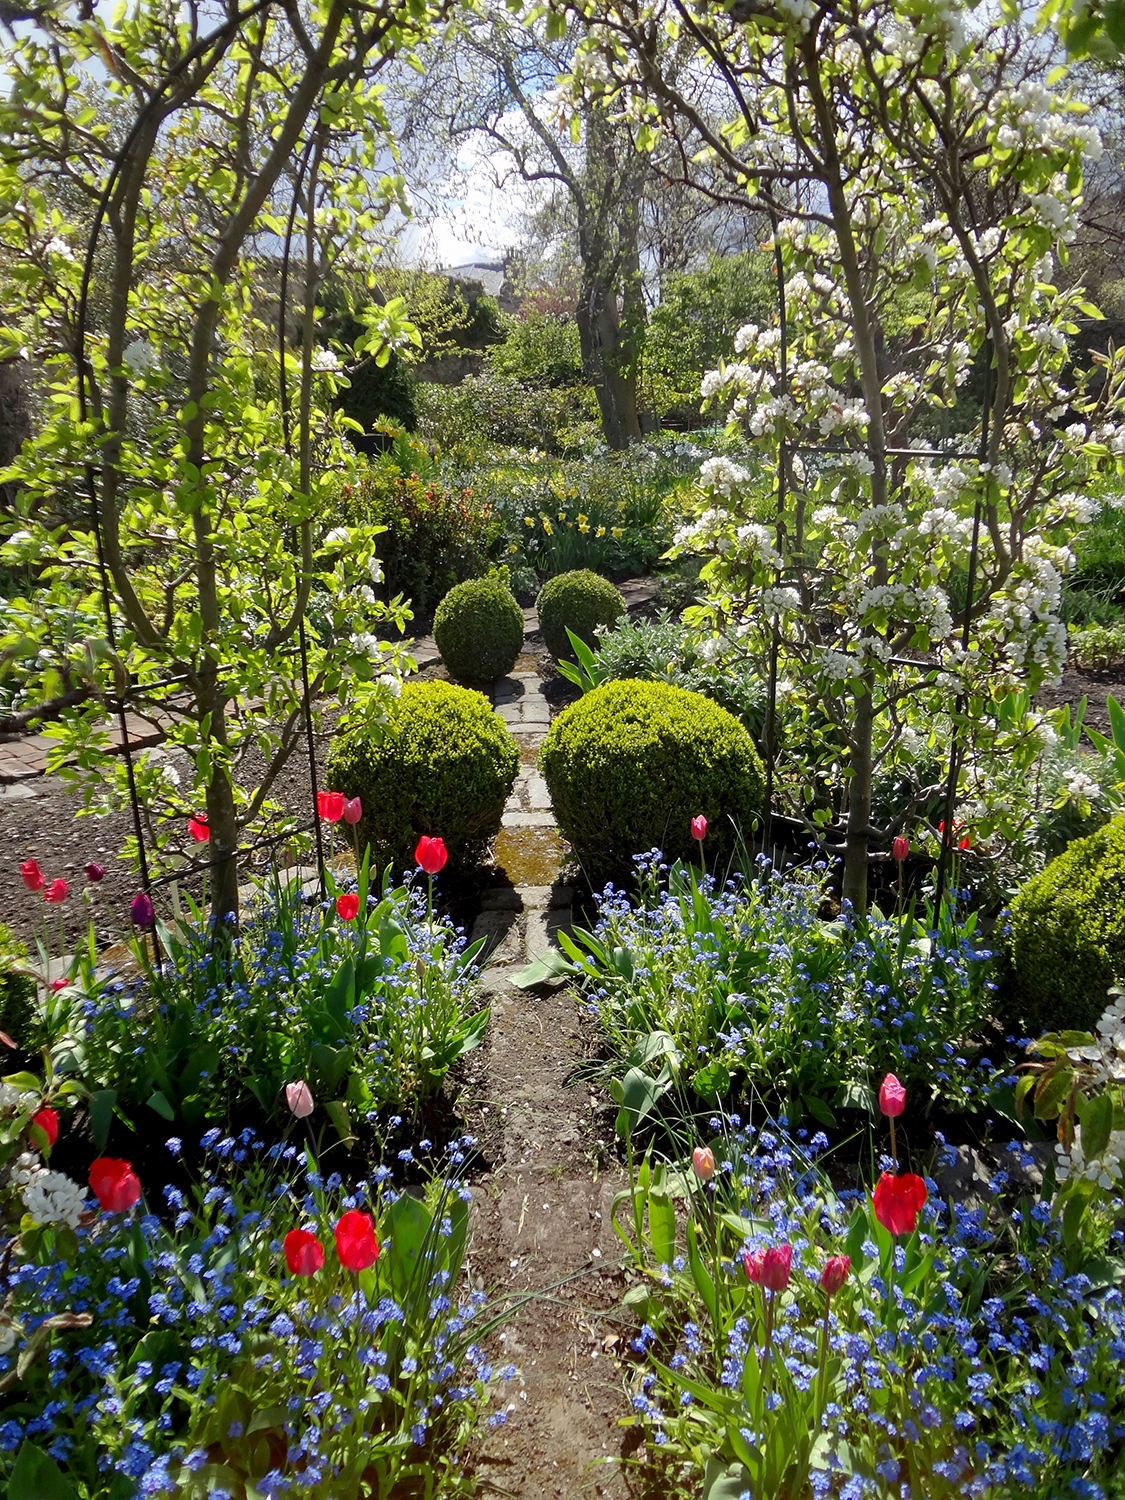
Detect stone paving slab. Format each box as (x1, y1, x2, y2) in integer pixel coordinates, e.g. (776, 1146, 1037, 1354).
(502, 810, 557, 830)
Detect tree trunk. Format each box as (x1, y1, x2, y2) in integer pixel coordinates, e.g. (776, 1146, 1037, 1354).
(841, 674, 874, 913)
(576, 272, 643, 450)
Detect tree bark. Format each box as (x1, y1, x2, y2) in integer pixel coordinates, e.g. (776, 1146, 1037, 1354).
(575, 270, 643, 449)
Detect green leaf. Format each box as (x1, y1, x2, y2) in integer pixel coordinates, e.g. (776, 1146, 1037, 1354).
(8, 1441, 79, 1500)
(512, 949, 581, 987)
(88, 1088, 116, 1151)
(324, 1100, 354, 1144)
(1062, 1188, 1090, 1247)
(686, 1218, 717, 1324)
(1080, 1091, 1113, 1162)
(803, 1093, 837, 1128)
(146, 1090, 175, 1122)
(648, 1188, 677, 1267)
(384, 1192, 433, 1315)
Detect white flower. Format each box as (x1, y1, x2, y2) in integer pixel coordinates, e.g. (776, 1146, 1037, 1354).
(0, 1082, 38, 1114)
(123, 339, 160, 376)
(311, 347, 340, 372)
(351, 632, 381, 661)
(699, 456, 751, 499)
(368, 557, 383, 585)
(1064, 769, 1102, 802)
(23, 1169, 87, 1229)
(324, 528, 351, 549)
(44, 236, 75, 262)
(377, 673, 402, 698)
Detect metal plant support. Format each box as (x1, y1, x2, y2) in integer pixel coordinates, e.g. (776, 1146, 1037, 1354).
(72, 14, 328, 929)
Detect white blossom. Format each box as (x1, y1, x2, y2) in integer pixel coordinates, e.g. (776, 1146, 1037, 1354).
(23, 1169, 87, 1229)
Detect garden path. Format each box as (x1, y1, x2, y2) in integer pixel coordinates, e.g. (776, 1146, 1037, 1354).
(461, 667, 639, 1499)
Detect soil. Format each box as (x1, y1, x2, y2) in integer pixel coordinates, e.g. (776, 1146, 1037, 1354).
(1035, 661, 1125, 737)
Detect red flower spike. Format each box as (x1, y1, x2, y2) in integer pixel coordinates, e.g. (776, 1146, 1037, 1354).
(88, 1157, 142, 1213)
(415, 836, 448, 875)
(872, 1171, 928, 1237)
(334, 1210, 379, 1271)
(284, 1228, 325, 1277)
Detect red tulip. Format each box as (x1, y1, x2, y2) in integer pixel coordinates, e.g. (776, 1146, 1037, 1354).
(872, 1171, 928, 1237)
(760, 1243, 793, 1292)
(743, 1248, 765, 1284)
(31, 1107, 59, 1148)
(415, 836, 448, 875)
(188, 816, 209, 843)
(820, 1254, 850, 1295)
(938, 820, 971, 851)
(85, 862, 105, 882)
(20, 859, 45, 892)
(318, 790, 345, 824)
(336, 892, 359, 922)
(690, 815, 708, 842)
(49, 978, 68, 993)
(892, 836, 909, 862)
(342, 796, 363, 826)
(334, 1210, 379, 1271)
(88, 1157, 141, 1213)
(284, 1228, 324, 1277)
(43, 879, 68, 904)
(692, 1145, 715, 1182)
(878, 1073, 906, 1118)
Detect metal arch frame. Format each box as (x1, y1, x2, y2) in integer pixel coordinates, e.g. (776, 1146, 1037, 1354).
(71, 0, 327, 927)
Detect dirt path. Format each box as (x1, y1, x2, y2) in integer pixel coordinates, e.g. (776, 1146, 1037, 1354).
(460, 668, 638, 1500)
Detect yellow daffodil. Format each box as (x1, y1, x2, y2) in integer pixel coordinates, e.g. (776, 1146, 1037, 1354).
(612, 527, 624, 538)
(524, 516, 534, 527)
(543, 519, 553, 535)
(596, 526, 606, 537)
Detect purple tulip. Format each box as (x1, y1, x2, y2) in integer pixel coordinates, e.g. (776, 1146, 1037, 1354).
(85, 862, 106, 883)
(130, 891, 155, 927)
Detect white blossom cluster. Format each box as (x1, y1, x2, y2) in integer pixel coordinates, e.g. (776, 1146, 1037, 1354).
(23, 1169, 87, 1230)
(123, 338, 160, 376)
(1063, 768, 1102, 803)
(311, 347, 341, 372)
(0, 1081, 38, 1115)
(698, 456, 751, 498)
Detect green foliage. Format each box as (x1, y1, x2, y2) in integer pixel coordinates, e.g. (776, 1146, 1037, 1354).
(1006, 814, 1125, 1035)
(339, 457, 496, 611)
(552, 861, 992, 1113)
(643, 252, 776, 426)
(486, 311, 586, 387)
(327, 680, 518, 873)
(64, 862, 486, 1129)
(0, 919, 34, 1046)
(588, 611, 767, 737)
(1068, 620, 1125, 670)
(414, 373, 597, 456)
(433, 573, 525, 684)
(535, 569, 626, 661)
(539, 679, 764, 884)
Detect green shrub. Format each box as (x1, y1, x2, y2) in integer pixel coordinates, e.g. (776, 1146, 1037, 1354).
(1005, 814, 1125, 1034)
(0, 920, 35, 1047)
(326, 680, 519, 873)
(536, 569, 625, 661)
(539, 679, 764, 884)
(414, 373, 597, 455)
(433, 573, 525, 683)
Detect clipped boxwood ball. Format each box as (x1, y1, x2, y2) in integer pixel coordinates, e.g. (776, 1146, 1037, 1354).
(433, 574, 525, 684)
(1004, 814, 1125, 1036)
(326, 680, 519, 873)
(536, 569, 625, 661)
(539, 679, 764, 884)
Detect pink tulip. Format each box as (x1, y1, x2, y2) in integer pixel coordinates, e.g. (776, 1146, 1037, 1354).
(879, 1073, 906, 1118)
(690, 815, 708, 842)
(759, 1243, 792, 1293)
(285, 1080, 314, 1119)
(892, 836, 909, 862)
(819, 1254, 850, 1295)
(342, 796, 362, 826)
(692, 1145, 715, 1182)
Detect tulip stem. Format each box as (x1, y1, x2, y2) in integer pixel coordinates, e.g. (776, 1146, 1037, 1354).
(817, 1294, 831, 1411)
(889, 1115, 897, 1167)
(761, 1288, 776, 1420)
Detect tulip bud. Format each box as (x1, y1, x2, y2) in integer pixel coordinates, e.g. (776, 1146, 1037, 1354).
(20, 859, 45, 893)
(690, 815, 708, 842)
(878, 1073, 906, 1118)
(692, 1145, 715, 1181)
(343, 796, 363, 826)
(819, 1254, 850, 1295)
(85, 862, 105, 883)
(130, 891, 155, 927)
(415, 836, 448, 875)
(336, 893, 359, 921)
(760, 1243, 793, 1292)
(285, 1080, 314, 1119)
(891, 836, 909, 862)
(317, 790, 345, 824)
(31, 1107, 59, 1148)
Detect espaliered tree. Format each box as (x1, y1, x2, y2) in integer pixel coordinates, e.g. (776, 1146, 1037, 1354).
(0, 0, 434, 921)
(556, 0, 1125, 911)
